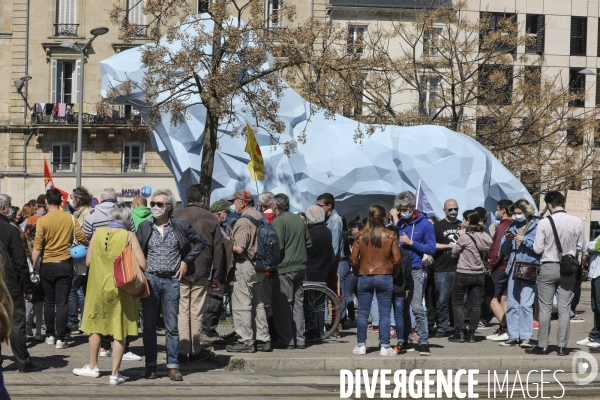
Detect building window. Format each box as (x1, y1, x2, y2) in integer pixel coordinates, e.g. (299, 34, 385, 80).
(423, 28, 442, 57)
(123, 143, 145, 173)
(420, 77, 440, 117)
(569, 68, 585, 107)
(566, 119, 584, 147)
(266, 0, 281, 31)
(347, 26, 366, 54)
(51, 60, 80, 104)
(480, 12, 517, 53)
(55, 0, 77, 36)
(127, 0, 147, 37)
(593, 171, 600, 209)
(525, 14, 545, 54)
(198, 0, 210, 13)
(52, 142, 74, 173)
(571, 17, 587, 56)
(479, 65, 513, 105)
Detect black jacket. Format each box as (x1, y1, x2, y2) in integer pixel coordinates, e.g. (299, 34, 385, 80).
(136, 217, 206, 276)
(0, 214, 31, 297)
(305, 223, 334, 283)
(393, 246, 414, 295)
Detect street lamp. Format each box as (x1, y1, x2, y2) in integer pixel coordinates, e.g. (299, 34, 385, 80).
(13, 75, 32, 91)
(61, 26, 109, 187)
(578, 68, 597, 76)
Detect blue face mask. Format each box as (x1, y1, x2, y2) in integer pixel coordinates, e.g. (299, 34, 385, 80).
(494, 211, 501, 220)
(514, 213, 526, 223)
(222, 216, 229, 224)
(230, 204, 237, 214)
(6, 208, 14, 220)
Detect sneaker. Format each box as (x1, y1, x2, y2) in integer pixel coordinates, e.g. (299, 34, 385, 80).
(411, 333, 420, 341)
(390, 328, 397, 338)
(491, 332, 509, 342)
(122, 351, 142, 361)
(34, 334, 44, 342)
(226, 342, 256, 353)
(520, 339, 534, 348)
(533, 320, 539, 330)
(486, 327, 503, 340)
(392, 343, 403, 354)
(56, 340, 69, 349)
(353, 345, 367, 355)
(18, 361, 41, 373)
(367, 325, 379, 332)
(418, 344, 431, 356)
(73, 364, 100, 378)
(45, 336, 55, 345)
(434, 330, 445, 338)
(477, 320, 490, 330)
(109, 373, 125, 385)
(571, 315, 585, 323)
(256, 341, 273, 352)
(577, 337, 593, 346)
(499, 338, 520, 347)
(380, 347, 397, 357)
(67, 324, 81, 334)
(587, 340, 600, 348)
(26, 325, 33, 337)
(99, 348, 112, 357)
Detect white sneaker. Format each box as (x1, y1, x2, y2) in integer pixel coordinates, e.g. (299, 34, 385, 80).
(56, 340, 69, 349)
(486, 328, 503, 340)
(380, 347, 397, 357)
(577, 337, 592, 345)
(109, 373, 125, 385)
(121, 351, 142, 361)
(73, 365, 100, 378)
(45, 336, 56, 345)
(353, 345, 367, 355)
(491, 332, 509, 342)
(99, 348, 112, 357)
(587, 340, 600, 348)
(571, 315, 585, 323)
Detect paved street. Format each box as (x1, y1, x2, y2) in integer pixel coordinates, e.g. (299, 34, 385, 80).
(2, 281, 600, 398)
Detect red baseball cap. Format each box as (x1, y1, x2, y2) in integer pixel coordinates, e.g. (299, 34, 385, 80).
(226, 189, 252, 203)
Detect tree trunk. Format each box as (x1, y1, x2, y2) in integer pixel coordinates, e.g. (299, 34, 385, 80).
(199, 107, 219, 203)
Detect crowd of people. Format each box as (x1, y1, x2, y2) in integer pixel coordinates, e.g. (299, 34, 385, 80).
(0, 184, 597, 386)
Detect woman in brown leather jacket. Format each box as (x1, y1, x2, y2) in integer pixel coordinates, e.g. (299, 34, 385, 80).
(350, 204, 401, 356)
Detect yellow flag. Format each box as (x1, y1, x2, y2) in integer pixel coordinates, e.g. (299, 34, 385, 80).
(244, 122, 265, 181)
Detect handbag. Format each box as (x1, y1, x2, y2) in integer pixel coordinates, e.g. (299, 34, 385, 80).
(547, 216, 580, 277)
(113, 233, 150, 298)
(512, 261, 540, 283)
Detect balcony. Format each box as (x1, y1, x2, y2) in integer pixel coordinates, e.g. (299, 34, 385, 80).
(54, 23, 79, 37)
(122, 163, 146, 173)
(31, 104, 143, 126)
(52, 162, 75, 173)
(132, 24, 149, 38)
(329, 0, 452, 9)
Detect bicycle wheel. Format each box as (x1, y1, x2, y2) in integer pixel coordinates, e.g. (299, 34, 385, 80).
(303, 282, 342, 342)
(216, 286, 236, 339)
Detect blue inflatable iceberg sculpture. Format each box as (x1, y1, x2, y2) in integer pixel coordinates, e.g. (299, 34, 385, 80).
(100, 16, 534, 218)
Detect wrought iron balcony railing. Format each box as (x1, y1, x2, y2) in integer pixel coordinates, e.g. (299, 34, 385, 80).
(31, 103, 143, 126)
(329, 0, 452, 9)
(132, 24, 149, 38)
(122, 163, 147, 173)
(52, 162, 75, 173)
(55, 23, 79, 37)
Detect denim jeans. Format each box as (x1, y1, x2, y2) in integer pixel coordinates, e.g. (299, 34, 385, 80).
(357, 275, 393, 347)
(338, 261, 357, 321)
(452, 273, 485, 332)
(405, 269, 429, 344)
(589, 277, 600, 341)
(142, 273, 181, 369)
(370, 296, 395, 326)
(506, 276, 536, 340)
(68, 275, 86, 326)
(434, 271, 455, 333)
(392, 295, 408, 345)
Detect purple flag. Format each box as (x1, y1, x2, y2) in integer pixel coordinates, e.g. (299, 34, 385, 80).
(416, 179, 435, 217)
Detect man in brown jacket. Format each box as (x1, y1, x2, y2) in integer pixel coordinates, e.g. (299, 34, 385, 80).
(172, 185, 222, 363)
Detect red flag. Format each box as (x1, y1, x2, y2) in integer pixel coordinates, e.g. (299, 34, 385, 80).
(43, 158, 70, 208)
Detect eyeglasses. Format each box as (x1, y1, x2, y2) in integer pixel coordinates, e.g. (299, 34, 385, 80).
(446, 208, 459, 212)
(150, 201, 166, 208)
(316, 203, 327, 208)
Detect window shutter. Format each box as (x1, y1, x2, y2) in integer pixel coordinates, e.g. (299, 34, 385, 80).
(128, 0, 144, 25)
(57, 0, 75, 24)
(536, 15, 545, 54)
(596, 69, 600, 105)
(51, 59, 57, 103)
(571, 17, 580, 55)
(580, 18, 587, 55)
(74, 59, 81, 104)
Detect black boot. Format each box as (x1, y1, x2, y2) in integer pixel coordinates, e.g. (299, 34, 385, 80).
(448, 329, 465, 343)
(465, 329, 476, 343)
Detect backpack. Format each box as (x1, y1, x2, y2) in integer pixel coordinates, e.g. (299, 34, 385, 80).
(241, 214, 281, 272)
(25, 215, 42, 243)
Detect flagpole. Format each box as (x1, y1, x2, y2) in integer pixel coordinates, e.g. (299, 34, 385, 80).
(416, 179, 422, 211)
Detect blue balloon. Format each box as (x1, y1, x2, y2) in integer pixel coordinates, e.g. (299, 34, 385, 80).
(141, 186, 152, 197)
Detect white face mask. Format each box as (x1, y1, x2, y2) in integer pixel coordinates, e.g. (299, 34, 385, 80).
(68, 198, 76, 208)
(400, 211, 412, 220)
(151, 207, 166, 219)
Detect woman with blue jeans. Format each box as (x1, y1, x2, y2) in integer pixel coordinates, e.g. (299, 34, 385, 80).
(499, 199, 539, 348)
(350, 204, 401, 356)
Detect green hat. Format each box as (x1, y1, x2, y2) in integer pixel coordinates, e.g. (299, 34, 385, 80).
(210, 200, 231, 213)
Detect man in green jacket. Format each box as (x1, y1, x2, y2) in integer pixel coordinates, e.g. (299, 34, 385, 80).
(270, 193, 312, 349)
(131, 195, 152, 230)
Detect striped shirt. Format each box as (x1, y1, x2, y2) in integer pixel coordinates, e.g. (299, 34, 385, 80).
(83, 200, 135, 240)
(533, 210, 584, 263)
(231, 207, 262, 260)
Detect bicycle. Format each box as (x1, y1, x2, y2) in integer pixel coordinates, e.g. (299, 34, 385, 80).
(303, 281, 342, 342)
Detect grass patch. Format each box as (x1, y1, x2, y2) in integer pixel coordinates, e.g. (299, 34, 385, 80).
(226, 357, 245, 371)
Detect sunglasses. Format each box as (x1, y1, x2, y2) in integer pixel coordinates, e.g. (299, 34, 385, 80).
(446, 208, 459, 212)
(150, 201, 167, 208)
